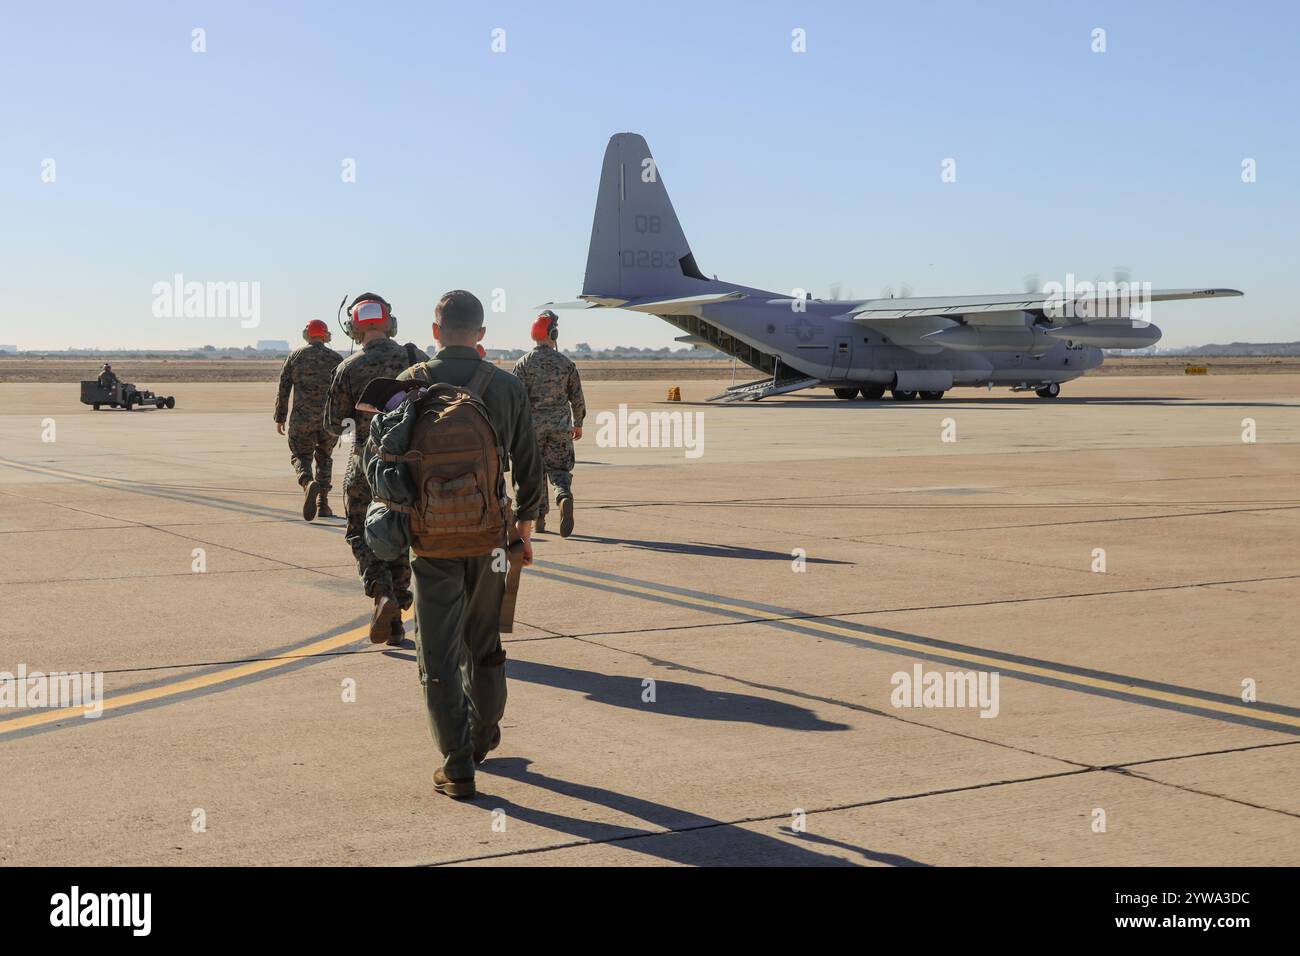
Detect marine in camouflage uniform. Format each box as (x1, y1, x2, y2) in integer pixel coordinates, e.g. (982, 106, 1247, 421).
(512, 333, 585, 536)
(274, 336, 343, 517)
(324, 335, 428, 608)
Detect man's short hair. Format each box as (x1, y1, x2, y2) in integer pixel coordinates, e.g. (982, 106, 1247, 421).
(435, 290, 484, 333)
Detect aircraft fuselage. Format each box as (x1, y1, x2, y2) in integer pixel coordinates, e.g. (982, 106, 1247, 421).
(657, 283, 1104, 392)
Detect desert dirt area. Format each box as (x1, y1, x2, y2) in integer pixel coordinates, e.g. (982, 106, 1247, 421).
(3, 355, 1300, 385)
(0, 357, 741, 384)
(0, 373, 1297, 866)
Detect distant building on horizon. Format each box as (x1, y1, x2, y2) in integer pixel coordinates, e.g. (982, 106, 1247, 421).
(256, 340, 291, 352)
(0, 344, 17, 353)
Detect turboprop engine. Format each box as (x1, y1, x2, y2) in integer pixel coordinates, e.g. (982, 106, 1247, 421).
(923, 323, 1055, 354)
(922, 314, 1162, 353)
(1044, 322, 1163, 349)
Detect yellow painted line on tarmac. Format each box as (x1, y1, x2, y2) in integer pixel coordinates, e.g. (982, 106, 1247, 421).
(531, 565, 1300, 730)
(4, 450, 1294, 738)
(0, 624, 369, 737)
(1, 456, 370, 739)
(5, 560, 1293, 739)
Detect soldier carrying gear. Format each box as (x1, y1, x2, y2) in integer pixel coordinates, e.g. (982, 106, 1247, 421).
(512, 310, 585, 537)
(275, 319, 343, 521)
(97, 363, 119, 390)
(325, 293, 429, 644)
(394, 289, 543, 799)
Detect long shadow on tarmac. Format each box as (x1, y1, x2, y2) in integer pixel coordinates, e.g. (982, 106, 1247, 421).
(383, 653, 848, 731)
(723, 397, 1298, 409)
(510, 659, 850, 731)
(562, 534, 852, 564)
(470, 757, 929, 867)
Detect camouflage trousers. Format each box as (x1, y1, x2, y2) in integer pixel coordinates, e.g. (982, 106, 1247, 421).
(287, 425, 338, 492)
(536, 427, 575, 516)
(344, 453, 411, 601)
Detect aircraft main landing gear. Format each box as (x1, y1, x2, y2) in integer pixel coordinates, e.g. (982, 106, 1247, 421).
(1035, 383, 1061, 399)
(860, 386, 887, 400)
(833, 387, 859, 400)
(918, 390, 945, 401)
(891, 390, 918, 401)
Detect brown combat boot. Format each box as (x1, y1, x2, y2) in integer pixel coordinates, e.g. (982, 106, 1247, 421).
(317, 490, 335, 518)
(369, 593, 400, 643)
(535, 512, 546, 534)
(433, 767, 477, 799)
(387, 616, 405, 647)
(302, 479, 319, 522)
(559, 497, 575, 538)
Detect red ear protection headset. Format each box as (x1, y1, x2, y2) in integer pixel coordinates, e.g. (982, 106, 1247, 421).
(530, 310, 559, 342)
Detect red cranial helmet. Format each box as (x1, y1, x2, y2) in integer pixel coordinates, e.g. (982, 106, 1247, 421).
(344, 293, 397, 342)
(350, 297, 390, 327)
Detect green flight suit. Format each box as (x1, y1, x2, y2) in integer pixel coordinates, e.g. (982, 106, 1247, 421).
(397, 347, 543, 780)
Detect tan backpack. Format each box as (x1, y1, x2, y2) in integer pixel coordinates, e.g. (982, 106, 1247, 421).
(379, 363, 510, 558)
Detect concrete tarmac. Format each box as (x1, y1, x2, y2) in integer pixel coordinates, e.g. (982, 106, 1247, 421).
(0, 375, 1297, 866)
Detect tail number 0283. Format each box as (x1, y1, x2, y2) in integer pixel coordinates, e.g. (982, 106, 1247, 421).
(621, 249, 678, 269)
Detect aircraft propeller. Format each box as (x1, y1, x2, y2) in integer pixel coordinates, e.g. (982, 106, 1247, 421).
(879, 282, 912, 300)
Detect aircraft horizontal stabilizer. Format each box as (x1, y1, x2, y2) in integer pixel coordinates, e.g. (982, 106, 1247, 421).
(617, 291, 745, 314)
(544, 291, 746, 313)
(537, 300, 607, 310)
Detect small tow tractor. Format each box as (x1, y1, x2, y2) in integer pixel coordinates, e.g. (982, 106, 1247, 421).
(80, 380, 176, 411)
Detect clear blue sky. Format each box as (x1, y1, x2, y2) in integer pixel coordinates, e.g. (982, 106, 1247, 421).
(2, 0, 1295, 350)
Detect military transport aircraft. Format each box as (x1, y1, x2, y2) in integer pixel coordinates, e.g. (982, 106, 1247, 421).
(547, 133, 1242, 402)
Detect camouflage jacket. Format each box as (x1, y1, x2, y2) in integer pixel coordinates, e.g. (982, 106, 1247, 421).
(274, 341, 343, 428)
(325, 338, 428, 450)
(512, 344, 585, 431)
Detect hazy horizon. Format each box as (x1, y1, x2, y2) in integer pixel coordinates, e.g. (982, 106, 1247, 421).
(3, 1, 1295, 351)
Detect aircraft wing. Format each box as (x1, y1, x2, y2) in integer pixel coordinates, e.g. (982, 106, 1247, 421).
(845, 288, 1242, 323)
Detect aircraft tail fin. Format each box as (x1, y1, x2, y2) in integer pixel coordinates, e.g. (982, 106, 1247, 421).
(582, 133, 710, 300)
